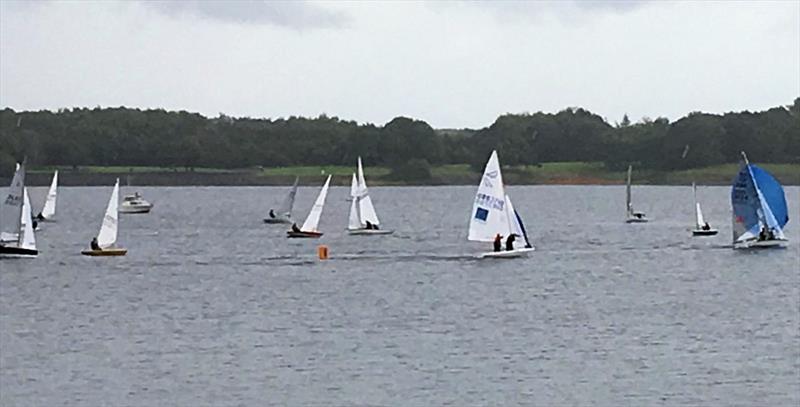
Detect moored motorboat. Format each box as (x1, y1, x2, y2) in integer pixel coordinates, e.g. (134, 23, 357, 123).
(119, 192, 153, 214)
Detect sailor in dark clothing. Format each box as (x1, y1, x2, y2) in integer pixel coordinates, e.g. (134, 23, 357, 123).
(365, 220, 373, 230)
(32, 219, 38, 230)
(90, 237, 100, 251)
(291, 223, 301, 233)
(506, 234, 517, 251)
(702, 222, 711, 231)
(35, 212, 45, 221)
(493, 233, 503, 252)
(759, 226, 768, 241)
(269, 209, 276, 218)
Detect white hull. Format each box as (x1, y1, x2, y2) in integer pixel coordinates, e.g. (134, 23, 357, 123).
(347, 228, 394, 235)
(734, 239, 788, 249)
(479, 247, 535, 259)
(692, 229, 718, 236)
(119, 204, 152, 214)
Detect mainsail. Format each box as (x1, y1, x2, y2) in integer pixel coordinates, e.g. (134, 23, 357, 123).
(731, 153, 788, 243)
(301, 175, 331, 232)
(41, 170, 58, 219)
(356, 157, 380, 226)
(0, 162, 25, 243)
(348, 173, 361, 230)
(693, 182, 705, 229)
(626, 165, 633, 216)
(276, 176, 299, 217)
(468, 150, 511, 242)
(97, 179, 120, 249)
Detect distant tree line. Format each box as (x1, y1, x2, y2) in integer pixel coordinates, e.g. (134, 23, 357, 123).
(1, 98, 797, 177)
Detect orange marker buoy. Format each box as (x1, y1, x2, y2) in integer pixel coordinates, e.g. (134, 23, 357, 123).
(317, 245, 329, 260)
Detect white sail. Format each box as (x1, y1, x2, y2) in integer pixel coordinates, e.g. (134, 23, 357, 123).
(41, 170, 58, 219)
(20, 188, 36, 250)
(506, 194, 524, 238)
(97, 179, 120, 249)
(693, 183, 705, 228)
(626, 165, 633, 216)
(348, 173, 361, 230)
(0, 162, 25, 243)
(468, 150, 511, 242)
(356, 157, 380, 225)
(277, 176, 299, 217)
(300, 175, 331, 232)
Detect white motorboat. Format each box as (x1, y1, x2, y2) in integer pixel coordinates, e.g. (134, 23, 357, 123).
(119, 192, 153, 214)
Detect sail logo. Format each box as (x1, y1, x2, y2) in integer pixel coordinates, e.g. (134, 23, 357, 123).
(475, 193, 504, 210)
(482, 170, 498, 187)
(474, 207, 489, 222)
(4, 194, 22, 206)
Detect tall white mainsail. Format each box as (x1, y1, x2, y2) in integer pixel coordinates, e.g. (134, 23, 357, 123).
(626, 165, 633, 217)
(693, 182, 705, 229)
(277, 176, 299, 217)
(348, 173, 361, 230)
(20, 188, 36, 250)
(97, 179, 120, 249)
(356, 157, 380, 226)
(41, 170, 58, 219)
(301, 175, 331, 232)
(1, 162, 25, 243)
(468, 150, 511, 241)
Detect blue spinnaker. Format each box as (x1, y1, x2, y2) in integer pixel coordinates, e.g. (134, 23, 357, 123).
(731, 164, 761, 241)
(750, 165, 788, 228)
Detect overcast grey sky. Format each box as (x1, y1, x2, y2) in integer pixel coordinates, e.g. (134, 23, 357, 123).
(1, 0, 797, 128)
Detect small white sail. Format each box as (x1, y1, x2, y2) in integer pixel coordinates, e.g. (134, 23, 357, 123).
(41, 171, 58, 219)
(277, 176, 299, 217)
(356, 157, 380, 226)
(1, 162, 25, 243)
(300, 175, 331, 232)
(348, 174, 361, 230)
(626, 165, 633, 216)
(469, 150, 511, 242)
(693, 183, 705, 228)
(20, 188, 36, 250)
(97, 179, 120, 249)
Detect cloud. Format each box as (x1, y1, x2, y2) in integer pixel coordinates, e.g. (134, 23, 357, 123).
(141, 0, 349, 30)
(433, 0, 653, 23)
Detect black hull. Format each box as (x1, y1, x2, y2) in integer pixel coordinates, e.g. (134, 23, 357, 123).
(0, 245, 38, 257)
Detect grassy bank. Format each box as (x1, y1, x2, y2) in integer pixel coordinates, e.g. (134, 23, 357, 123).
(22, 162, 800, 186)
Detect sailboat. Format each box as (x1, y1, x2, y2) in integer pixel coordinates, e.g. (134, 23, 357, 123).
(625, 165, 648, 223)
(0, 162, 38, 258)
(691, 182, 718, 236)
(287, 175, 332, 238)
(731, 152, 789, 249)
(468, 150, 535, 259)
(36, 170, 58, 221)
(347, 157, 393, 235)
(82, 179, 127, 256)
(264, 177, 299, 224)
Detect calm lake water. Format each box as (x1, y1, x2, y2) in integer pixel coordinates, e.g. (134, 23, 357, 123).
(1, 185, 798, 406)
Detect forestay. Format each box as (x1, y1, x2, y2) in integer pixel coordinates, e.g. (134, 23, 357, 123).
(97, 179, 120, 249)
(301, 175, 331, 232)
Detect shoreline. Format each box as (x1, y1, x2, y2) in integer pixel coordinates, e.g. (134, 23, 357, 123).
(9, 166, 799, 187)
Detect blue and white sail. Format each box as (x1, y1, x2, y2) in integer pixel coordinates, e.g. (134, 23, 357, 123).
(469, 151, 511, 241)
(731, 153, 789, 245)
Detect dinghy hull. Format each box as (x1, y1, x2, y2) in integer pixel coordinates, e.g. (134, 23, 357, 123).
(81, 248, 128, 256)
(626, 217, 648, 223)
(479, 247, 535, 259)
(692, 229, 718, 236)
(287, 231, 323, 238)
(347, 229, 394, 235)
(0, 245, 38, 258)
(264, 217, 292, 224)
(734, 239, 787, 249)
